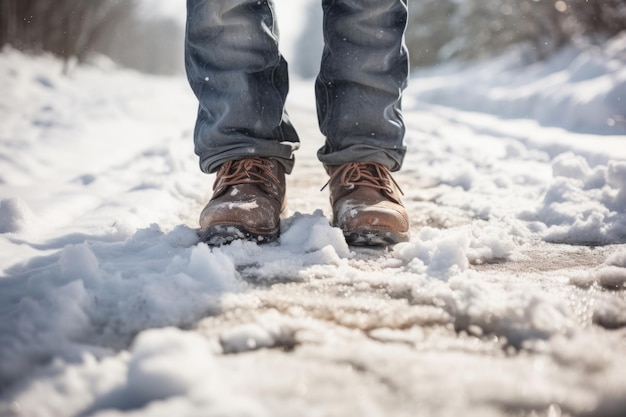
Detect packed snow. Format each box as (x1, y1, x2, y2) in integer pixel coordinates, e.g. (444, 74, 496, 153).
(1, 7, 626, 417)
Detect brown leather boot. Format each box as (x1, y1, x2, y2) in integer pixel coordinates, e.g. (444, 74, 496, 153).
(325, 162, 410, 246)
(198, 157, 286, 245)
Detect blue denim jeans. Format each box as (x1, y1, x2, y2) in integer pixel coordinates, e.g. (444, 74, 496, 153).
(185, 0, 408, 174)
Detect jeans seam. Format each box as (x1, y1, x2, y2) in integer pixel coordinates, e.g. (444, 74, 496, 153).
(267, 1, 288, 142)
(318, 0, 333, 152)
(270, 62, 286, 142)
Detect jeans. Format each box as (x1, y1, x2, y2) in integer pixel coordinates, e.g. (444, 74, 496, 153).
(185, 0, 409, 174)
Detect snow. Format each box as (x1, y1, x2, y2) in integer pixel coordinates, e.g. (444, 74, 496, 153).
(0, 198, 37, 233)
(411, 33, 626, 136)
(1, 21, 626, 417)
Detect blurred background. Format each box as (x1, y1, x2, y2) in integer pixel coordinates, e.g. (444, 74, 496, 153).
(1, 0, 625, 76)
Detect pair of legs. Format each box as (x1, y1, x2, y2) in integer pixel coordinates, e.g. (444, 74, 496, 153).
(185, 0, 410, 246)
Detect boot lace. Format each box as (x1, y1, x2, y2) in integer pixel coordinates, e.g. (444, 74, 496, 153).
(322, 162, 403, 195)
(214, 158, 279, 190)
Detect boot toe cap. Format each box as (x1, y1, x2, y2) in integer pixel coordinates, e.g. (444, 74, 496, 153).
(335, 201, 410, 245)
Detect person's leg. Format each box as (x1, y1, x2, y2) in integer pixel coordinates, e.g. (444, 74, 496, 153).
(316, 0, 409, 171)
(185, 0, 299, 175)
(317, 0, 410, 246)
(185, 0, 297, 244)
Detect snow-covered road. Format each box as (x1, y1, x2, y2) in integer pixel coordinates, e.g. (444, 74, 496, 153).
(1, 45, 626, 417)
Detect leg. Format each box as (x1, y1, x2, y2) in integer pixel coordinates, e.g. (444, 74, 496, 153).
(317, 0, 411, 246)
(185, 0, 295, 244)
(316, 0, 409, 171)
(185, 0, 299, 174)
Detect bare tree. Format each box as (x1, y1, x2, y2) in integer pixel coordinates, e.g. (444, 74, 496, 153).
(405, 0, 626, 68)
(92, 12, 185, 75)
(0, 0, 136, 73)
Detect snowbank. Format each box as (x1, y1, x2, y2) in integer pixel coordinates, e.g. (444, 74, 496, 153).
(411, 33, 626, 135)
(0, 225, 239, 387)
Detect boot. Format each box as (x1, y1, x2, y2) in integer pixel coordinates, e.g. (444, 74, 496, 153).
(198, 157, 285, 245)
(326, 162, 410, 246)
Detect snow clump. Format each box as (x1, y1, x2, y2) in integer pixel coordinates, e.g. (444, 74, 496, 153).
(0, 197, 37, 233)
(394, 225, 517, 277)
(219, 310, 297, 354)
(4, 328, 269, 417)
(393, 227, 470, 278)
(528, 153, 626, 244)
(213, 210, 351, 283)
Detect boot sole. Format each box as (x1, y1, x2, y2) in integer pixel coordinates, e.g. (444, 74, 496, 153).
(344, 230, 410, 247)
(197, 224, 279, 246)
